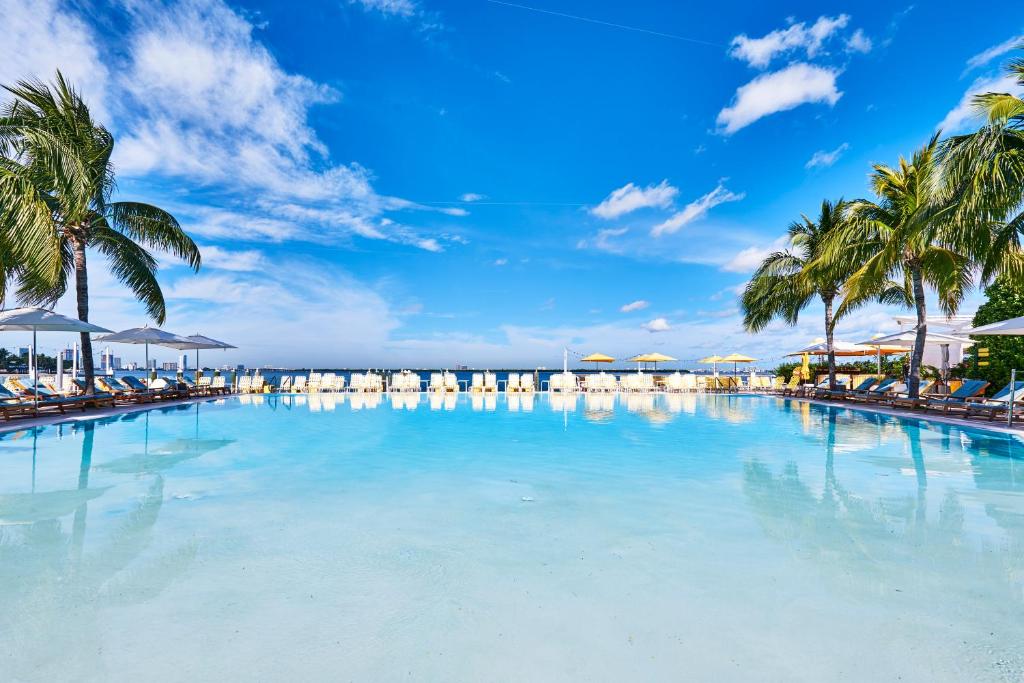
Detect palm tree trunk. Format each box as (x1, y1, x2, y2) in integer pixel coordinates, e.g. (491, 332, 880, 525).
(73, 238, 95, 395)
(908, 263, 927, 399)
(823, 293, 837, 390)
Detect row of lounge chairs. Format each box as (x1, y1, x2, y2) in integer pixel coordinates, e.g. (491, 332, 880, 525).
(784, 375, 1023, 422)
(0, 373, 232, 421)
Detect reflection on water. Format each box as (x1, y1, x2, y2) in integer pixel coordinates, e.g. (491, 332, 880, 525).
(0, 411, 218, 681)
(744, 403, 1024, 668)
(3, 395, 1024, 680)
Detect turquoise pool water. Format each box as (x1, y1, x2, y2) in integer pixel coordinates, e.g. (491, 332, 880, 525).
(2, 393, 1023, 681)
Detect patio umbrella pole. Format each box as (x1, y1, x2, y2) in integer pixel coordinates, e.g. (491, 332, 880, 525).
(32, 326, 38, 414)
(1010, 368, 1017, 428)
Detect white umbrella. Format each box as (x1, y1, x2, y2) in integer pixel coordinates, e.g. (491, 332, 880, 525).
(858, 330, 973, 381)
(94, 326, 194, 378)
(160, 334, 236, 376)
(0, 308, 112, 411)
(966, 316, 1024, 336)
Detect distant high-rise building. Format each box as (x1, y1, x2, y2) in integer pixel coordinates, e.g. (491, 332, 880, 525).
(179, 354, 187, 371)
(17, 347, 29, 357)
(161, 361, 177, 371)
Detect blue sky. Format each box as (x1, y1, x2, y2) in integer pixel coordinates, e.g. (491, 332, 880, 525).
(2, 0, 1022, 368)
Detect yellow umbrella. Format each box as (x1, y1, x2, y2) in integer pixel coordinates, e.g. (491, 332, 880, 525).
(699, 354, 725, 375)
(580, 352, 615, 371)
(627, 352, 677, 370)
(720, 353, 756, 377)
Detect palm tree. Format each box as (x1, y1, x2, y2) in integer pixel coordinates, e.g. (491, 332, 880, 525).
(0, 72, 200, 392)
(824, 136, 970, 399)
(741, 199, 903, 389)
(940, 47, 1024, 285)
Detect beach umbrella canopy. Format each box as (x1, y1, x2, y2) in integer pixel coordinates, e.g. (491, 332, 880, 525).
(162, 334, 236, 374)
(94, 326, 194, 375)
(0, 307, 112, 410)
(628, 352, 677, 370)
(856, 330, 972, 347)
(580, 352, 614, 371)
(858, 330, 972, 380)
(786, 340, 884, 357)
(721, 353, 756, 376)
(699, 354, 724, 376)
(966, 315, 1024, 336)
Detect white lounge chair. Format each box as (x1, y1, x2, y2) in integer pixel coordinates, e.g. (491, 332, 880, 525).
(308, 372, 322, 393)
(278, 376, 292, 393)
(293, 376, 307, 393)
(520, 373, 535, 393)
(429, 373, 444, 393)
(238, 376, 252, 393)
(470, 372, 485, 393)
(506, 373, 521, 392)
(443, 372, 459, 393)
(349, 373, 366, 392)
(484, 372, 498, 393)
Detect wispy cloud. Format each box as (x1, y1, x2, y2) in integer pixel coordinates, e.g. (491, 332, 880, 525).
(590, 180, 678, 219)
(620, 300, 650, 313)
(460, 192, 487, 202)
(965, 34, 1024, 73)
(493, 258, 508, 266)
(97, 0, 453, 252)
(846, 29, 872, 54)
(0, 0, 109, 119)
(721, 236, 789, 273)
(651, 182, 744, 237)
(576, 227, 629, 252)
(717, 63, 842, 134)
(805, 142, 849, 169)
(349, 0, 418, 18)
(729, 15, 852, 69)
(938, 74, 1022, 133)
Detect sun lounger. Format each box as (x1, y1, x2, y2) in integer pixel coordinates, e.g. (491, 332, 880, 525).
(520, 373, 535, 393)
(506, 373, 521, 392)
(484, 372, 498, 393)
(914, 379, 990, 413)
(822, 376, 876, 400)
(851, 378, 898, 402)
(443, 372, 459, 393)
(470, 373, 485, 393)
(958, 381, 1024, 421)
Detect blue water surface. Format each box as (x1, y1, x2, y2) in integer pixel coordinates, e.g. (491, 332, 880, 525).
(1, 393, 1023, 682)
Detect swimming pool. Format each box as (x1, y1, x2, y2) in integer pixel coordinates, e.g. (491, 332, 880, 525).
(2, 393, 1023, 681)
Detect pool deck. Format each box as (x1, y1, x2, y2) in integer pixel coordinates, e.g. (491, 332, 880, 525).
(2, 391, 1023, 438)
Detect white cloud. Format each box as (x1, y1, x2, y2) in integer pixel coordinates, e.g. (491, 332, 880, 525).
(641, 317, 671, 333)
(716, 63, 842, 134)
(729, 15, 850, 68)
(106, 0, 449, 252)
(620, 300, 650, 313)
(460, 193, 486, 202)
(938, 74, 1023, 133)
(494, 258, 508, 266)
(651, 182, 744, 237)
(576, 227, 629, 253)
(721, 236, 789, 273)
(846, 29, 873, 54)
(0, 0, 109, 120)
(590, 180, 678, 219)
(350, 0, 418, 18)
(194, 245, 267, 271)
(965, 34, 1024, 72)
(805, 142, 849, 169)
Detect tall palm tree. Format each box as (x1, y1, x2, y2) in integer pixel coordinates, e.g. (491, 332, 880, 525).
(824, 136, 970, 399)
(0, 72, 200, 392)
(940, 47, 1024, 285)
(741, 199, 902, 389)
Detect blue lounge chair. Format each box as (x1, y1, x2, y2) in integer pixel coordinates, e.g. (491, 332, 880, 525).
(822, 376, 876, 399)
(961, 381, 1024, 421)
(918, 379, 991, 413)
(854, 378, 898, 403)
